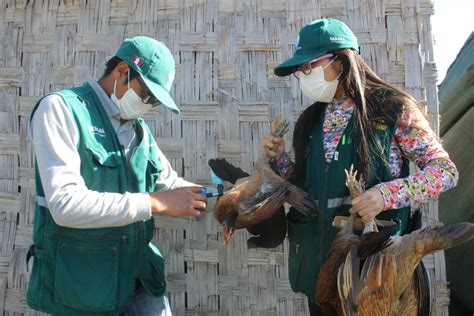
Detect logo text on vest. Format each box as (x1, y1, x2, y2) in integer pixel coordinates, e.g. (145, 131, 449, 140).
(88, 125, 106, 138)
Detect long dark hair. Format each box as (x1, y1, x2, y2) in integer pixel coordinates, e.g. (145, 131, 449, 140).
(292, 48, 417, 184)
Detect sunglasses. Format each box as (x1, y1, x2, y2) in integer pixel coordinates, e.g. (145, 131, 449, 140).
(291, 54, 335, 79)
(135, 76, 162, 107)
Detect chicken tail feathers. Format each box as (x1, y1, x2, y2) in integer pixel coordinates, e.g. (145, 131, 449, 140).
(208, 158, 249, 184)
(337, 245, 360, 316)
(414, 261, 431, 316)
(285, 184, 319, 218)
(357, 253, 397, 316)
(423, 222, 474, 254)
(246, 206, 287, 249)
(356, 225, 398, 259)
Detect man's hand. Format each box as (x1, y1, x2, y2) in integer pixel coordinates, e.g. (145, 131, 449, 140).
(260, 134, 286, 160)
(150, 186, 207, 219)
(349, 187, 385, 222)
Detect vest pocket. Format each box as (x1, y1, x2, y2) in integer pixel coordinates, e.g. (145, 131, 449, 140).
(287, 209, 318, 299)
(85, 145, 123, 192)
(146, 158, 162, 189)
(139, 243, 166, 297)
(87, 145, 119, 167)
(54, 239, 120, 311)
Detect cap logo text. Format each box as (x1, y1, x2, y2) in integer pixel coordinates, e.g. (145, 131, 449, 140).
(330, 36, 346, 42)
(165, 69, 175, 91)
(294, 35, 301, 52)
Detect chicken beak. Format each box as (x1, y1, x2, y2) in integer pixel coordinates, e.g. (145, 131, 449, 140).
(223, 226, 235, 245)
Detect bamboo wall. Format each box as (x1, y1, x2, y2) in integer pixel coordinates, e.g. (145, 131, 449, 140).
(0, 0, 448, 315)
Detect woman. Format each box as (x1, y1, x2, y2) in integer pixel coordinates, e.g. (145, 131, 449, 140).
(260, 18, 458, 314)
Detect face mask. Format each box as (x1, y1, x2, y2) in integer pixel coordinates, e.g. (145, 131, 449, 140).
(111, 73, 153, 120)
(299, 59, 341, 103)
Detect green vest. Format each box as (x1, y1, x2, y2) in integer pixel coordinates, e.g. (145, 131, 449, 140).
(26, 83, 165, 315)
(287, 105, 410, 300)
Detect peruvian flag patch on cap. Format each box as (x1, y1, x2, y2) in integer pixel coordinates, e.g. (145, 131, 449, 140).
(132, 55, 143, 67)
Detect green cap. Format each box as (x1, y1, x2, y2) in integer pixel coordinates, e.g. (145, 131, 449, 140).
(274, 18, 359, 77)
(115, 36, 180, 114)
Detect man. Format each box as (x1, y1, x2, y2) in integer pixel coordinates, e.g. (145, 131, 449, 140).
(26, 36, 206, 315)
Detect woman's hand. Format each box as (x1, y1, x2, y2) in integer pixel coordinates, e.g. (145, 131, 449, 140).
(260, 134, 286, 160)
(349, 187, 385, 222)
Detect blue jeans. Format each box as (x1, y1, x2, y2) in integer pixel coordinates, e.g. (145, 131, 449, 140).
(120, 286, 172, 316)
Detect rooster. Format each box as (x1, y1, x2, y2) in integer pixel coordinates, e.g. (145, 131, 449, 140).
(208, 158, 287, 248)
(212, 116, 318, 244)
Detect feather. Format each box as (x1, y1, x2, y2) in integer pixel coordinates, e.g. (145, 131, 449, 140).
(208, 158, 249, 184)
(357, 253, 397, 316)
(337, 245, 360, 316)
(413, 261, 431, 316)
(356, 225, 398, 259)
(246, 206, 286, 249)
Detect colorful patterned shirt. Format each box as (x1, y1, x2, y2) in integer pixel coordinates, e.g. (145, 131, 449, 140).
(277, 96, 458, 210)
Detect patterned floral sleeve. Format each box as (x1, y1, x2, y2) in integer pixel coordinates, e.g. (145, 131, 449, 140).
(374, 104, 459, 210)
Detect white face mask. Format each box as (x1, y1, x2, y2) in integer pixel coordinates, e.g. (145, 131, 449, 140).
(299, 59, 341, 103)
(111, 73, 153, 120)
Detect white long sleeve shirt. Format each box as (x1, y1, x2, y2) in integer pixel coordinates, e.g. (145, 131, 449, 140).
(31, 79, 194, 229)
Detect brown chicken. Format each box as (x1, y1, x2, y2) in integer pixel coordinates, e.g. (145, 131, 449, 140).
(212, 116, 318, 244)
(316, 166, 474, 316)
(338, 221, 474, 316)
(335, 168, 474, 316)
(316, 211, 397, 315)
(316, 166, 391, 315)
(316, 223, 360, 315)
(208, 158, 288, 249)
